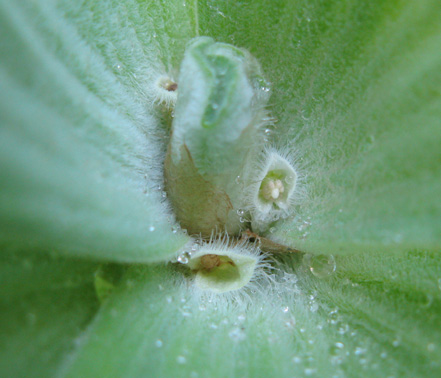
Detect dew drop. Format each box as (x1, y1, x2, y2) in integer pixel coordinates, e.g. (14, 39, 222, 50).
(303, 254, 336, 278)
(155, 339, 163, 348)
(177, 355, 186, 364)
(236, 209, 245, 217)
(338, 324, 349, 334)
(309, 302, 319, 312)
(285, 318, 296, 328)
(177, 252, 190, 264)
(149, 226, 155, 232)
(228, 327, 246, 342)
(237, 313, 246, 322)
(282, 306, 289, 313)
(329, 342, 346, 365)
(354, 347, 366, 356)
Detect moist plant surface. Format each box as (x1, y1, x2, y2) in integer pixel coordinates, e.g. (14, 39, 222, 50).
(0, 1, 440, 378)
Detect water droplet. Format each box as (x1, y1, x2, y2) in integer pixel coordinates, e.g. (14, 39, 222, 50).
(155, 339, 163, 348)
(328, 308, 339, 324)
(329, 342, 346, 365)
(338, 324, 349, 334)
(166, 295, 173, 303)
(282, 306, 289, 313)
(228, 327, 246, 342)
(330, 342, 346, 365)
(161, 191, 167, 198)
(354, 347, 366, 356)
(292, 356, 301, 364)
(309, 302, 319, 312)
(236, 209, 245, 216)
(427, 343, 436, 352)
(237, 313, 246, 322)
(304, 368, 316, 376)
(285, 318, 296, 328)
(177, 355, 186, 364)
(380, 351, 388, 359)
(392, 338, 401, 347)
(177, 252, 190, 264)
(269, 227, 276, 233)
(149, 226, 155, 232)
(303, 254, 336, 278)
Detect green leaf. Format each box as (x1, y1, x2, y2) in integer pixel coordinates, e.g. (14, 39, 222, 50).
(0, 0, 192, 262)
(62, 260, 441, 377)
(1, 0, 440, 378)
(0, 247, 99, 378)
(197, 0, 441, 254)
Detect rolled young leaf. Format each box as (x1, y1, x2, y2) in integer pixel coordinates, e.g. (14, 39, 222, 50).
(165, 37, 271, 236)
